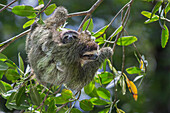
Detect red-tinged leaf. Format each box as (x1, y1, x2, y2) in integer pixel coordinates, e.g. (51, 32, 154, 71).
(123, 74, 138, 101)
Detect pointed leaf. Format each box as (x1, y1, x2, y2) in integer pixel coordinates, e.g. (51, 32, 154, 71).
(23, 19, 35, 29)
(110, 25, 123, 41)
(0, 61, 8, 71)
(93, 25, 108, 38)
(161, 25, 169, 48)
(0, 71, 4, 79)
(165, 3, 170, 16)
(90, 97, 109, 105)
(124, 74, 138, 101)
(95, 72, 113, 84)
(16, 86, 26, 106)
(0, 53, 7, 60)
(44, 4, 57, 16)
(55, 96, 70, 104)
(30, 83, 41, 106)
(150, 1, 162, 19)
(126, 66, 142, 74)
(133, 75, 144, 82)
(83, 18, 94, 32)
(80, 99, 94, 111)
(120, 76, 126, 95)
(117, 36, 137, 46)
(5, 69, 20, 81)
(18, 53, 24, 72)
(47, 100, 57, 113)
(61, 89, 73, 100)
(84, 81, 95, 94)
(96, 87, 110, 100)
(0, 80, 6, 93)
(12, 5, 36, 17)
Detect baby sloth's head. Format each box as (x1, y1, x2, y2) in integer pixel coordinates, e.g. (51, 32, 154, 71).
(59, 30, 99, 63)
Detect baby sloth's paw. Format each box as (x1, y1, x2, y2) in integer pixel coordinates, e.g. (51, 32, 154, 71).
(98, 47, 113, 62)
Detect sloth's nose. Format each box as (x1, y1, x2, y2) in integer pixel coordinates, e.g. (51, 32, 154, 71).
(91, 53, 98, 60)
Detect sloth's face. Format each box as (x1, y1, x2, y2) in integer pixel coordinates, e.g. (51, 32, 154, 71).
(60, 30, 99, 61)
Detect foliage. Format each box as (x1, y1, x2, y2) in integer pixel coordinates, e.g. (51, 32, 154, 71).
(0, 0, 169, 113)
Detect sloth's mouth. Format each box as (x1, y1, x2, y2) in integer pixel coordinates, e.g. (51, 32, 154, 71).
(82, 50, 98, 60)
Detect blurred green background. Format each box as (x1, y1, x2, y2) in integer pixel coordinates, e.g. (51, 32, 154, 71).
(0, 0, 170, 112)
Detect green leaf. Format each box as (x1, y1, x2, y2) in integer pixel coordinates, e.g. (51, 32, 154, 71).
(0, 61, 8, 71)
(0, 53, 7, 60)
(44, 4, 57, 16)
(27, 13, 37, 19)
(95, 72, 113, 84)
(5, 69, 20, 81)
(38, 0, 44, 5)
(55, 96, 70, 104)
(12, 5, 36, 17)
(126, 66, 142, 74)
(90, 98, 109, 105)
(84, 81, 95, 95)
(37, 18, 45, 25)
(116, 107, 125, 113)
(93, 25, 108, 38)
(61, 89, 73, 100)
(83, 18, 94, 32)
(150, 1, 162, 19)
(110, 25, 123, 41)
(80, 99, 94, 111)
(96, 87, 110, 100)
(0, 81, 12, 91)
(141, 11, 152, 18)
(0, 71, 4, 79)
(23, 19, 35, 29)
(5, 59, 17, 68)
(70, 108, 82, 113)
(117, 36, 137, 46)
(144, 15, 159, 24)
(0, 80, 6, 93)
(87, 87, 99, 98)
(103, 59, 107, 72)
(16, 86, 26, 106)
(98, 108, 110, 113)
(165, 3, 170, 16)
(161, 25, 169, 48)
(120, 76, 126, 95)
(18, 53, 24, 72)
(6, 102, 29, 110)
(47, 100, 57, 113)
(6, 92, 17, 110)
(30, 82, 41, 106)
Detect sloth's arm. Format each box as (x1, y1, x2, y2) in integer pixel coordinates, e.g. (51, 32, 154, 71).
(82, 47, 113, 78)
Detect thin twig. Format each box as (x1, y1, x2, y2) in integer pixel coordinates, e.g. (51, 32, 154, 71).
(96, 2, 129, 39)
(0, 4, 12, 10)
(0, 0, 17, 13)
(35, 84, 53, 112)
(0, 29, 31, 53)
(37, 0, 52, 16)
(78, 0, 104, 32)
(56, 103, 68, 112)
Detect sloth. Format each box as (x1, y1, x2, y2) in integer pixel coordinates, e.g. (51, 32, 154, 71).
(26, 7, 113, 91)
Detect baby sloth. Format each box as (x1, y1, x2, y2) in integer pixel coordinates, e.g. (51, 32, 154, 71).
(26, 7, 113, 91)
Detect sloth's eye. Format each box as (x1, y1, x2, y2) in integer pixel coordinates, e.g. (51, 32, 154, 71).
(62, 33, 78, 44)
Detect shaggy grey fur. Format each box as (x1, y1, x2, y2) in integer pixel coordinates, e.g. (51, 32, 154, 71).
(26, 7, 113, 91)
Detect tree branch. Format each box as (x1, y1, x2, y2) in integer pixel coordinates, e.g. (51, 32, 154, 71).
(77, 0, 104, 32)
(37, 0, 52, 16)
(0, 29, 31, 53)
(0, 0, 17, 13)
